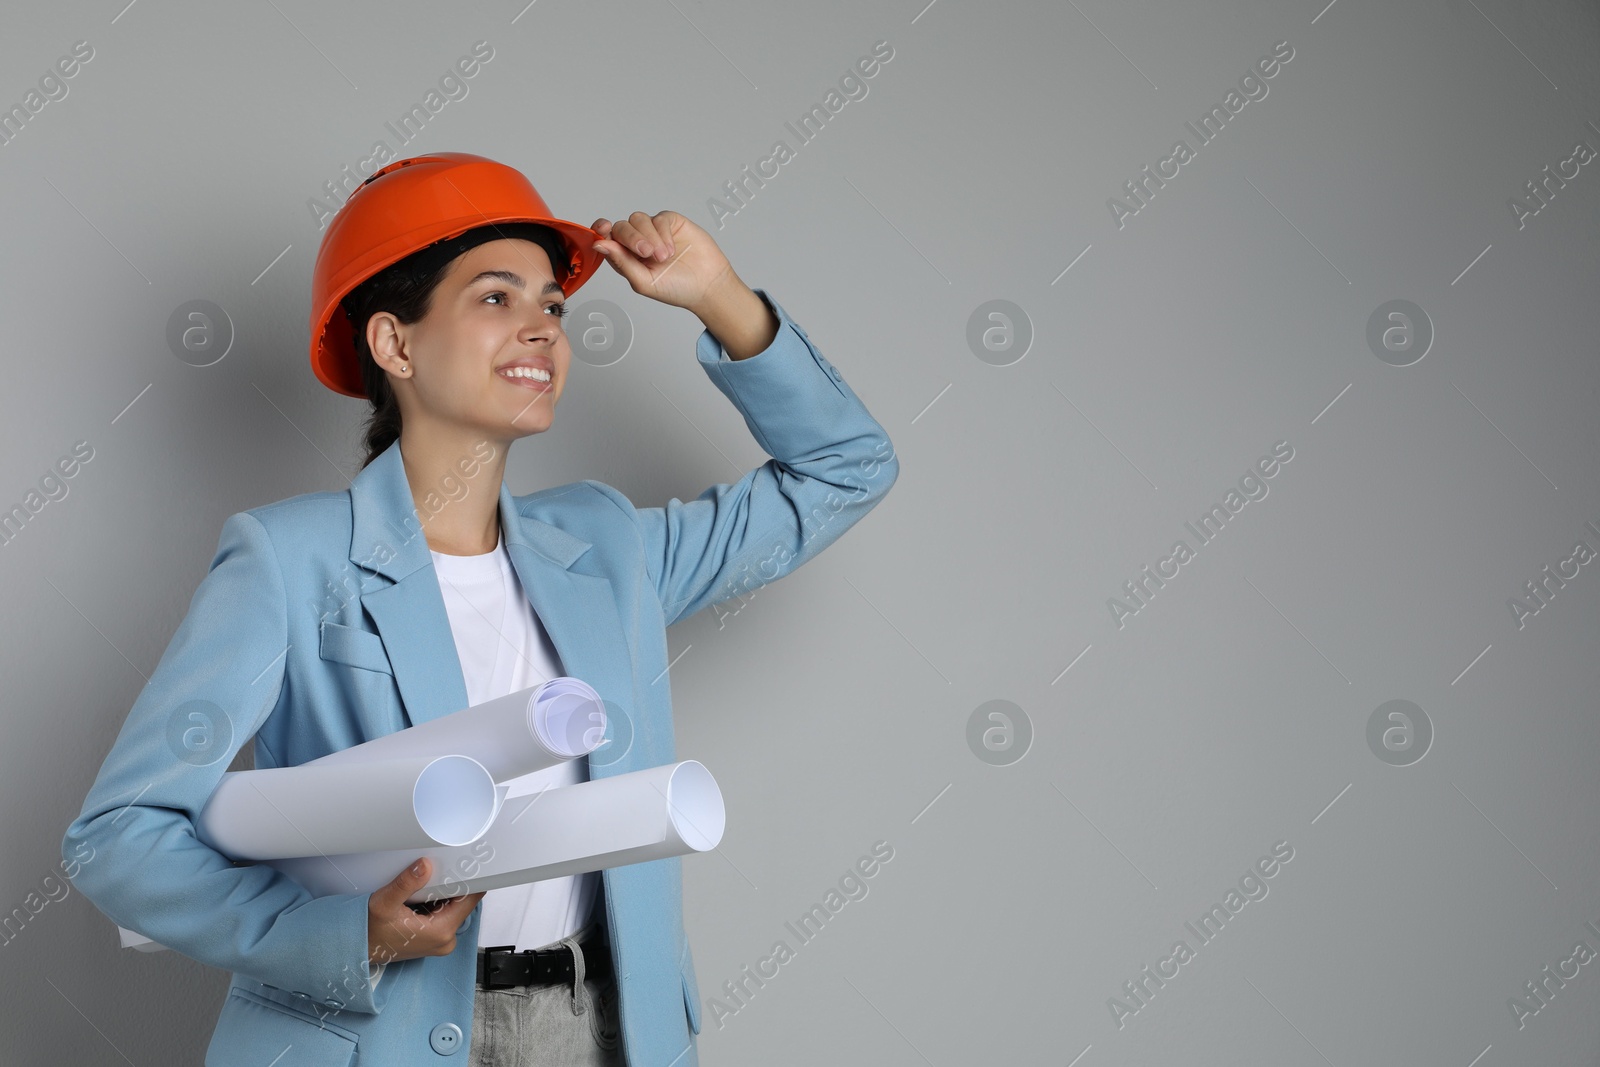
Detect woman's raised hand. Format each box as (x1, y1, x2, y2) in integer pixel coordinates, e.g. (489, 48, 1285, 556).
(590, 211, 738, 313)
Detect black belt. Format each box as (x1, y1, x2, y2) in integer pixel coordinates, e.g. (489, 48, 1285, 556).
(476, 932, 612, 990)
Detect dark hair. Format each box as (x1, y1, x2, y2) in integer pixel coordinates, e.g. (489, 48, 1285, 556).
(342, 222, 571, 469)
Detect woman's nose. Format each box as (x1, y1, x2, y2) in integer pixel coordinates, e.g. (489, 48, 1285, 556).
(521, 317, 559, 344)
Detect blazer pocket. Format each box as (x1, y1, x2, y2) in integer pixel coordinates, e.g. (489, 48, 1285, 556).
(319, 621, 394, 676)
(206, 987, 358, 1066)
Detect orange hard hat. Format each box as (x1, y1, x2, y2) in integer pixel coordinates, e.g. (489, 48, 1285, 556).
(309, 152, 604, 399)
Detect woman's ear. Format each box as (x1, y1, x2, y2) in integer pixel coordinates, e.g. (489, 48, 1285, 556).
(367, 312, 410, 380)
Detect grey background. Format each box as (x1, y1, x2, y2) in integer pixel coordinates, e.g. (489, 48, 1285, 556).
(5, 0, 1598, 1064)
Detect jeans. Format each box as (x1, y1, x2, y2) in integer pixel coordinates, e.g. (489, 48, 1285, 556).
(469, 920, 623, 1066)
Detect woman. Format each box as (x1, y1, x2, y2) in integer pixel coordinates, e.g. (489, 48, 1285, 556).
(61, 152, 898, 1067)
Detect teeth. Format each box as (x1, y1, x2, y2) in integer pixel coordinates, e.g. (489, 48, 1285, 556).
(500, 367, 551, 381)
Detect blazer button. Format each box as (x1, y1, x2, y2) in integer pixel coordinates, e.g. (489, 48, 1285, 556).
(429, 1022, 463, 1056)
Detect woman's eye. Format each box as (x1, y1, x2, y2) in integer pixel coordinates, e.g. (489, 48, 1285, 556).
(482, 293, 566, 319)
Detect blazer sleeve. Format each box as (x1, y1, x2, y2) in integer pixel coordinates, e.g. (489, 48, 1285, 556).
(590, 288, 899, 628)
(60, 510, 390, 1016)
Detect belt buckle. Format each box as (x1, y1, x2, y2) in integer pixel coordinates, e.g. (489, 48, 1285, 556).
(477, 944, 520, 989)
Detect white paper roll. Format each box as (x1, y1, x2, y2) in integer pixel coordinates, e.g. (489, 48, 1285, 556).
(269, 760, 726, 903)
(116, 780, 514, 953)
(193, 754, 499, 861)
(116, 679, 621, 951)
(303, 677, 607, 781)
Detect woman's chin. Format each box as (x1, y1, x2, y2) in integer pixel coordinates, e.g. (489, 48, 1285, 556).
(506, 407, 556, 435)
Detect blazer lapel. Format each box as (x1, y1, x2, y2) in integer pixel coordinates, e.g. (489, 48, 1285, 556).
(348, 440, 469, 731)
(347, 440, 636, 779)
(498, 480, 637, 781)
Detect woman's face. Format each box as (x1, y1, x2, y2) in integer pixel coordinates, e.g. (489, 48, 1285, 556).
(382, 237, 572, 442)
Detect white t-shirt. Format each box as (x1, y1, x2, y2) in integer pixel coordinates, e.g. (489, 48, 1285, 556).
(431, 525, 599, 950)
(369, 523, 599, 988)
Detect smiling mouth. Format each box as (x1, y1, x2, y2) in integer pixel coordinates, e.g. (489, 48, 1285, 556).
(497, 371, 554, 392)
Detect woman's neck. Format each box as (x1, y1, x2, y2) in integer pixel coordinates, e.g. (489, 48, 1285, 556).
(396, 431, 511, 556)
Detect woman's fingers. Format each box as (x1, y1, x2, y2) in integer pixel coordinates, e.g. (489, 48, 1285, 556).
(593, 216, 636, 257)
(622, 212, 661, 260)
(631, 211, 676, 260)
(592, 218, 634, 261)
(607, 223, 651, 261)
(368, 858, 488, 962)
(592, 213, 675, 262)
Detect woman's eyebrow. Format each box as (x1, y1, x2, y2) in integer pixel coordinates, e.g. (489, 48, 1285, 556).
(464, 269, 564, 297)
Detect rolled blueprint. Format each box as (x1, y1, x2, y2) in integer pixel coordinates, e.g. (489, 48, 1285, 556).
(302, 677, 607, 781)
(116, 678, 617, 949)
(268, 760, 726, 904)
(118, 781, 516, 951)
(193, 754, 500, 861)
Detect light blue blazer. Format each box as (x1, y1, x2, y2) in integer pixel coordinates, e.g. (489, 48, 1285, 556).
(61, 289, 898, 1067)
